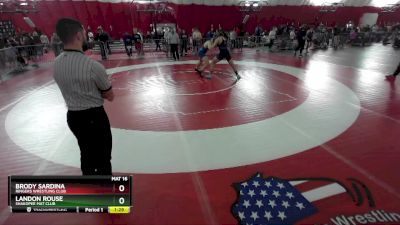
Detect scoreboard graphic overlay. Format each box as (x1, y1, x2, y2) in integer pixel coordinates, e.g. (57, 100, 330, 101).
(8, 176, 132, 214)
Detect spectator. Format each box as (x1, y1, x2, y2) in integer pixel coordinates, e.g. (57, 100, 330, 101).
(333, 25, 341, 49)
(30, 32, 42, 60)
(255, 24, 263, 44)
(255, 24, 263, 36)
(230, 28, 237, 49)
(40, 33, 50, 53)
(218, 24, 223, 32)
(192, 27, 202, 54)
(95, 26, 111, 59)
(350, 29, 357, 44)
(32, 31, 41, 44)
(180, 29, 188, 56)
(268, 27, 277, 50)
(167, 29, 179, 61)
(164, 28, 171, 57)
(206, 25, 215, 40)
(154, 30, 162, 51)
(294, 26, 307, 57)
(306, 27, 314, 52)
(133, 28, 144, 56)
(145, 31, 152, 40)
(290, 28, 296, 49)
(290, 28, 296, 40)
(122, 32, 133, 57)
(51, 33, 62, 57)
(237, 25, 245, 49)
(0, 36, 5, 49)
(87, 28, 94, 49)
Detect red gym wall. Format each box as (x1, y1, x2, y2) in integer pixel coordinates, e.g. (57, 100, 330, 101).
(0, 1, 399, 38)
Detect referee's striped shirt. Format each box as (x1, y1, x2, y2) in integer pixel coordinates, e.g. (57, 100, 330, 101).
(53, 50, 111, 111)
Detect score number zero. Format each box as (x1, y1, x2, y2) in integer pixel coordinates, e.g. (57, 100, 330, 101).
(118, 184, 126, 205)
(112, 176, 129, 205)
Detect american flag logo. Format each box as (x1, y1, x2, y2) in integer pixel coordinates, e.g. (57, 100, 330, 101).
(232, 173, 374, 225)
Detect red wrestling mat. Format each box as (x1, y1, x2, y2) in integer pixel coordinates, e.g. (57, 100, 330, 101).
(0, 50, 399, 225)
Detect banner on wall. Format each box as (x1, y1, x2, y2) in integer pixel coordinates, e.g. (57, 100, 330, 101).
(23, 17, 35, 28)
(359, 13, 379, 27)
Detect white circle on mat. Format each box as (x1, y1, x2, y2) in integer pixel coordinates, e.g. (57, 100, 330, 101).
(5, 60, 361, 173)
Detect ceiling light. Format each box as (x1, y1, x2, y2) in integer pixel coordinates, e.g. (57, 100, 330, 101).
(20, 2, 28, 5)
(372, 0, 399, 7)
(253, 3, 259, 7)
(136, 0, 160, 4)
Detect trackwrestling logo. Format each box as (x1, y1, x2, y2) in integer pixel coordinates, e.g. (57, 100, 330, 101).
(231, 173, 399, 225)
(330, 210, 400, 225)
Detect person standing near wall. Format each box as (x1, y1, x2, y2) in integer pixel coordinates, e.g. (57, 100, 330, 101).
(154, 30, 162, 51)
(268, 27, 277, 50)
(87, 28, 94, 49)
(294, 26, 307, 57)
(95, 26, 111, 60)
(51, 33, 62, 57)
(123, 31, 133, 57)
(332, 25, 341, 49)
(229, 28, 237, 49)
(305, 27, 314, 53)
(206, 25, 215, 40)
(180, 29, 188, 56)
(192, 27, 202, 55)
(290, 28, 296, 49)
(40, 32, 50, 53)
(164, 28, 171, 58)
(167, 29, 180, 61)
(53, 18, 114, 175)
(255, 24, 263, 45)
(133, 28, 144, 57)
(237, 24, 245, 50)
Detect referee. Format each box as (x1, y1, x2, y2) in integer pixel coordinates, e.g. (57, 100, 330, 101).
(53, 18, 114, 175)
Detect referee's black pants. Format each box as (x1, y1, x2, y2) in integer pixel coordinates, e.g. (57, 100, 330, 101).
(268, 39, 275, 49)
(99, 42, 107, 60)
(67, 106, 112, 175)
(180, 40, 188, 56)
(170, 44, 179, 60)
(295, 40, 306, 54)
